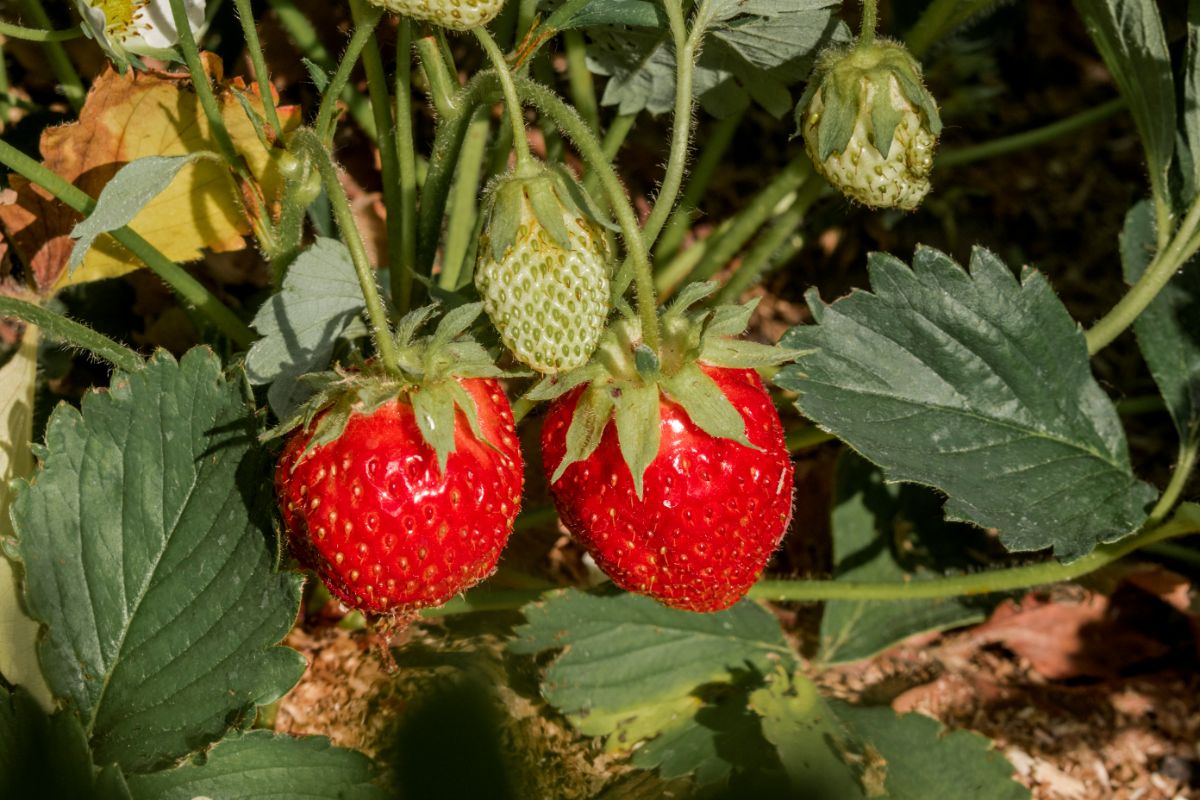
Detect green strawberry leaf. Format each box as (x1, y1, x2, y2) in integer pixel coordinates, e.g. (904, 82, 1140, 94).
(749, 670, 1029, 798)
(124, 731, 386, 800)
(0, 684, 131, 800)
(581, 0, 848, 118)
(1120, 200, 1200, 444)
(777, 246, 1158, 561)
(68, 153, 219, 273)
(0, 328, 51, 708)
(9, 349, 306, 774)
(819, 453, 992, 665)
(509, 588, 796, 785)
(1074, 0, 1175, 196)
(661, 363, 755, 449)
(246, 238, 365, 418)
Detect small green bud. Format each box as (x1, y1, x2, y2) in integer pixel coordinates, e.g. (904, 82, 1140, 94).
(796, 40, 942, 211)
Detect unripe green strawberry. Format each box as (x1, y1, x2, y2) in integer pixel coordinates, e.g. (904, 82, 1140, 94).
(797, 40, 941, 211)
(365, 0, 505, 31)
(475, 165, 611, 374)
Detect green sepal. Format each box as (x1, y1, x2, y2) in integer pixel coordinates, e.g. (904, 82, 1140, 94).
(551, 383, 616, 483)
(445, 379, 487, 444)
(528, 181, 573, 250)
(869, 74, 904, 157)
(817, 72, 860, 160)
(705, 299, 758, 339)
(430, 301, 484, 350)
(890, 66, 941, 134)
(613, 382, 662, 499)
(486, 179, 526, 263)
(661, 363, 757, 450)
(549, 163, 618, 232)
(393, 305, 440, 349)
(700, 338, 813, 368)
(526, 363, 606, 402)
(412, 382, 458, 474)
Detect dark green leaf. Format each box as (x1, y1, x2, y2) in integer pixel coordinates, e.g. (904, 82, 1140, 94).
(510, 589, 795, 784)
(614, 382, 662, 498)
(1120, 201, 1200, 442)
(777, 246, 1158, 560)
(550, 0, 663, 29)
(1182, 0, 1200, 201)
(246, 238, 365, 418)
(819, 453, 990, 664)
(750, 671, 1029, 799)
(68, 154, 217, 273)
(1074, 0, 1175, 194)
(584, 0, 847, 118)
(0, 685, 131, 800)
(10, 349, 306, 773)
(125, 731, 385, 800)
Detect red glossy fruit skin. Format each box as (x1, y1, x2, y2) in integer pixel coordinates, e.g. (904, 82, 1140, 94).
(277, 378, 523, 614)
(542, 366, 794, 612)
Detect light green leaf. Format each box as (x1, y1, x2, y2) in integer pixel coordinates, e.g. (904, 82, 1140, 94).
(750, 671, 1029, 799)
(68, 154, 218, 273)
(0, 327, 52, 709)
(10, 349, 306, 773)
(584, 0, 847, 118)
(613, 382, 662, 498)
(1074, 0, 1175, 195)
(819, 453, 990, 665)
(0, 684, 132, 800)
(510, 589, 796, 784)
(246, 238, 365, 418)
(1121, 203, 1200, 443)
(777, 246, 1158, 560)
(125, 731, 386, 800)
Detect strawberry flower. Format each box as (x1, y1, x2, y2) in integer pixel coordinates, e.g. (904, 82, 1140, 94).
(74, 0, 206, 69)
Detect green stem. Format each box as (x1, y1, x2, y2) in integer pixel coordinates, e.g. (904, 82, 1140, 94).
(639, 0, 702, 252)
(415, 33, 459, 117)
(394, 21, 418, 315)
(472, 27, 532, 169)
(713, 176, 822, 305)
(0, 296, 143, 372)
(314, 4, 384, 146)
(513, 76, 660, 351)
(938, 98, 1126, 169)
(1087, 193, 1200, 354)
(0, 139, 253, 346)
(297, 131, 400, 376)
(564, 30, 600, 132)
(1144, 541, 1200, 569)
(582, 111, 636, 200)
(0, 18, 82, 41)
(1117, 395, 1167, 416)
(858, 0, 877, 46)
(232, 0, 283, 136)
(440, 110, 491, 289)
(351, 0, 403, 295)
(660, 155, 813, 297)
(265, 0, 377, 139)
(16, 0, 83, 111)
(1148, 441, 1198, 526)
(655, 108, 745, 262)
(168, 0, 241, 168)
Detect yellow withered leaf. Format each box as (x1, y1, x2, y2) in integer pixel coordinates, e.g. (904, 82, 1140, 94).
(0, 56, 299, 292)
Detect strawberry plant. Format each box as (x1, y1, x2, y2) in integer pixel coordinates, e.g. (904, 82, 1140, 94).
(0, 0, 1197, 796)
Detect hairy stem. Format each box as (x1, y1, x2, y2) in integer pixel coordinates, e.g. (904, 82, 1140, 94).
(441, 110, 491, 289)
(232, 0, 283, 136)
(298, 131, 401, 376)
(0, 139, 253, 346)
(415, 33, 459, 117)
(1087, 194, 1200, 354)
(858, 0, 878, 47)
(564, 30, 600, 132)
(0, 18, 82, 41)
(1148, 440, 1198, 526)
(473, 27, 532, 169)
(315, 5, 384, 146)
(393, 20, 418, 315)
(168, 0, 241, 168)
(0, 296, 143, 373)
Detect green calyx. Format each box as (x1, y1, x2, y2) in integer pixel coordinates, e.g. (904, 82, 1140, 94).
(530, 283, 811, 498)
(265, 303, 526, 473)
(795, 39, 942, 164)
(480, 162, 614, 264)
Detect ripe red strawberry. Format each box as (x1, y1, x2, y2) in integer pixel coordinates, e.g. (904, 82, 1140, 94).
(272, 304, 524, 615)
(542, 366, 792, 612)
(277, 378, 522, 614)
(530, 285, 804, 612)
